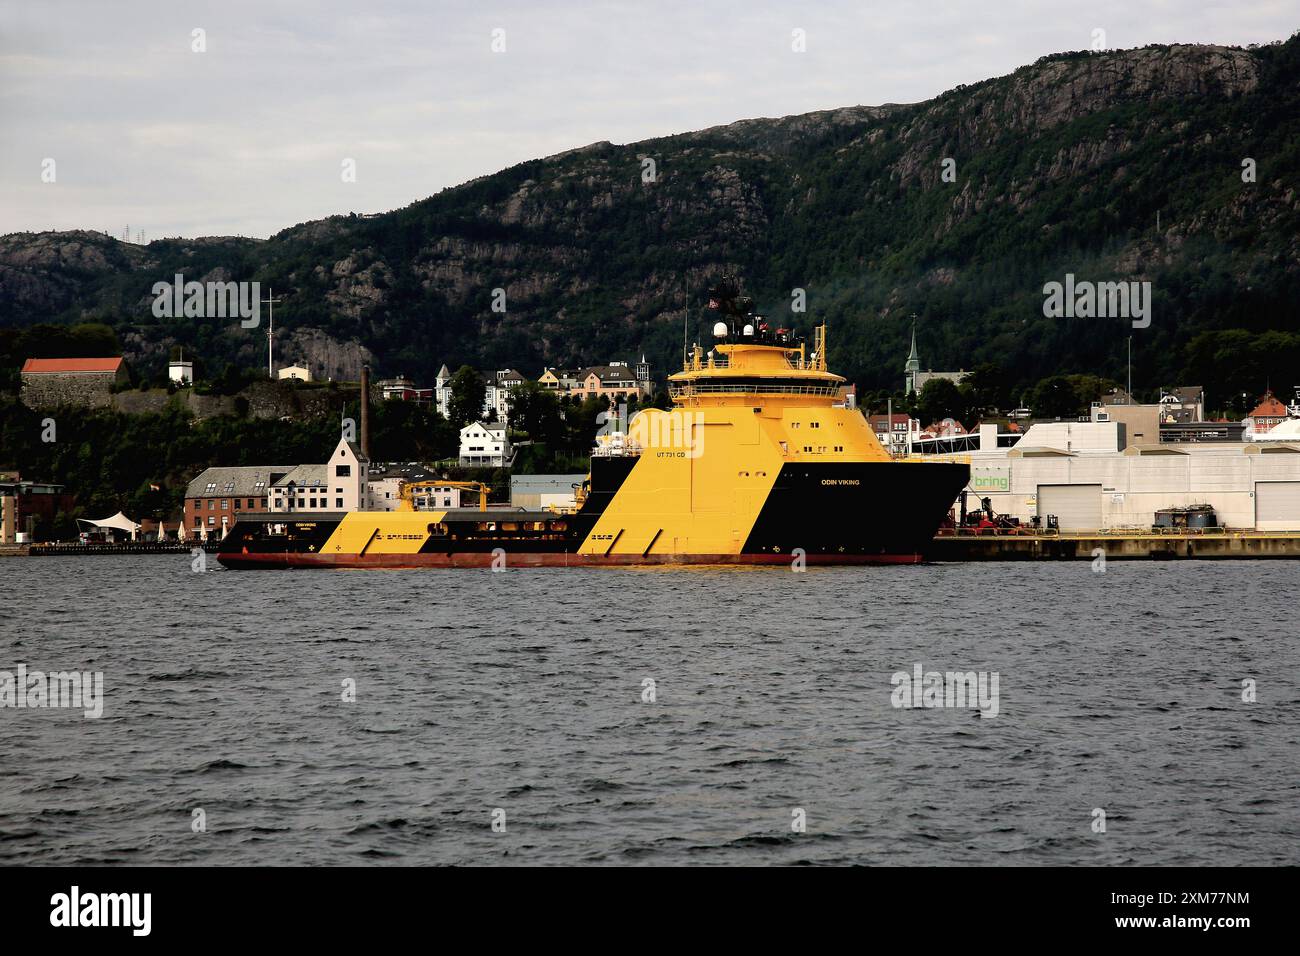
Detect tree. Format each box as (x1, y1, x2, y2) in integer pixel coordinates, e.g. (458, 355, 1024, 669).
(916, 377, 964, 427)
(369, 400, 457, 462)
(857, 388, 899, 416)
(565, 395, 607, 452)
(506, 381, 563, 444)
(957, 362, 1010, 420)
(447, 365, 486, 428)
(1030, 375, 1086, 419)
(1064, 374, 1116, 409)
(214, 362, 250, 396)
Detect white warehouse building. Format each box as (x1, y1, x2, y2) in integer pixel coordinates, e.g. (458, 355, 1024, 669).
(949, 422, 1300, 532)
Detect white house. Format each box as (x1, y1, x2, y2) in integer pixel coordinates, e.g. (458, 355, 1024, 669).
(459, 422, 511, 467)
(366, 476, 463, 510)
(365, 463, 462, 510)
(435, 365, 525, 426)
(491, 369, 525, 424)
(270, 437, 368, 513)
(434, 364, 452, 418)
(477, 369, 523, 425)
(406, 484, 464, 510)
(168, 360, 193, 385)
(277, 365, 312, 382)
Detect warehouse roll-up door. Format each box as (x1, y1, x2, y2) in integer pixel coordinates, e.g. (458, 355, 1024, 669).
(1256, 481, 1300, 530)
(1037, 484, 1102, 531)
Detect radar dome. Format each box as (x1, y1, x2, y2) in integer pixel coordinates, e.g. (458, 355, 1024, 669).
(712, 322, 728, 337)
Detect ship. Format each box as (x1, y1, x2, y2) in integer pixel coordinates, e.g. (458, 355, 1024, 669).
(217, 278, 969, 568)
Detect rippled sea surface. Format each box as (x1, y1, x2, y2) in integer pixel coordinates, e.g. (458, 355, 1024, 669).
(0, 555, 1296, 866)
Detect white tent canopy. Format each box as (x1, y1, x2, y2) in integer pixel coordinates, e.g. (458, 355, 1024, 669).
(77, 512, 142, 538)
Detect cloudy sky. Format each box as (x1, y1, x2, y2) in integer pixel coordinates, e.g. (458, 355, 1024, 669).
(1, 1, 1294, 239)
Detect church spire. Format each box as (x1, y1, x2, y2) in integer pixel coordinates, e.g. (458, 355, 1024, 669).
(904, 316, 921, 394)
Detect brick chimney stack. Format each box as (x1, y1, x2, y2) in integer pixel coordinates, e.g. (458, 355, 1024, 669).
(360, 365, 371, 460)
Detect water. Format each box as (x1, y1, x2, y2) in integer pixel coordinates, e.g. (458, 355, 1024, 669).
(0, 556, 1295, 865)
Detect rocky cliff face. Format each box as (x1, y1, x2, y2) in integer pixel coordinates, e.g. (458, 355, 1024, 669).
(0, 230, 144, 316)
(2, 37, 1297, 394)
(282, 328, 375, 382)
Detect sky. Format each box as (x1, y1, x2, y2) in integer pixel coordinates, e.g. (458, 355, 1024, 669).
(1, 0, 1295, 240)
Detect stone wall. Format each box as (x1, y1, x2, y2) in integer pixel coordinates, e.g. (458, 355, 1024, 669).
(183, 392, 240, 419)
(239, 380, 360, 420)
(20, 370, 124, 410)
(28, 376, 368, 423)
(107, 382, 366, 421)
(110, 389, 171, 416)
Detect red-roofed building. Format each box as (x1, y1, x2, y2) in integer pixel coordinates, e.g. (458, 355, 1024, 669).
(20, 356, 128, 410)
(867, 412, 920, 455)
(21, 357, 125, 374)
(1249, 391, 1289, 434)
(919, 418, 968, 440)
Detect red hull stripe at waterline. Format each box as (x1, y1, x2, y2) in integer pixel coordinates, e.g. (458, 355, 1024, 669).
(216, 551, 924, 569)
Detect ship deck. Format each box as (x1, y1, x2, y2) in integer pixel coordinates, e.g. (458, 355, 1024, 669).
(228, 509, 568, 523)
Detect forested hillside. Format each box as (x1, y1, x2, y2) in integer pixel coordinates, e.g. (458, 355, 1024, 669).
(2, 34, 1298, 414)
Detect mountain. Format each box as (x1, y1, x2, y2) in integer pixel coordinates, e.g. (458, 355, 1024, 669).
(2, 34, 1298, 409)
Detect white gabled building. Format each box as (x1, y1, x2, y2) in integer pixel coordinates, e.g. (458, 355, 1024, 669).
(459, 421, 511, 467)
(434, 365, 525, 426)
(270, 437, 369, 513)
(434, 364, 452, 418)
(491, 369, 525, 425)
(365, 463, 463, 511)
(405, 484, 464, 510)
(277, 364, 312, 382)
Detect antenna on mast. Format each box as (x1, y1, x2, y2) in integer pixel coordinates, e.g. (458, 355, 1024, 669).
(263, 288, 283, 378)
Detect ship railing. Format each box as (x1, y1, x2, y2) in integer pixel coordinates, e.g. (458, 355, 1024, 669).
(1101, 525, 1228, 536)
(687, 355, 802, 372)
(936, 526, 1289, 539)
(683, 351, 804, 372)
(936, 526, 1045, 537)
(897, 454, 972, 465)
(591, 441, 643, 458)
(668, 383, 839, 399)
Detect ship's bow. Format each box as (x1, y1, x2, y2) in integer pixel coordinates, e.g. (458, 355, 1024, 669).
(742, 460, 969, 562)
